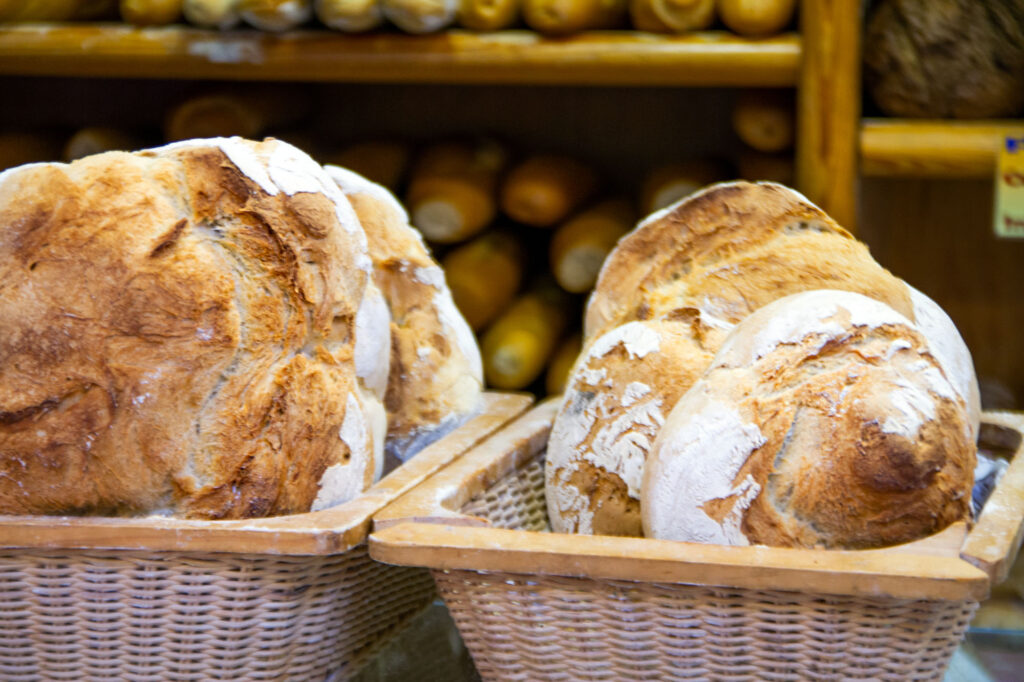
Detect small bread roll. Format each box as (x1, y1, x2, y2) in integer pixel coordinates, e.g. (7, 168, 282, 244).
(164, 90, 309, 142)
(238, 0, 312, 30)
(120, 0, 182, 24)
(646, 0, 712, 32)
(501, 154, 598, 228)
(382, 0, 457, 32)
(522, 0, 625, 34)
(718, 0, 796, 37)
(183, 0, 241, 27)
(316, 0, 383, 31)
(643, 290, 975, 549)
(459, 0, 518, 30)
(546, 318, 713, 536)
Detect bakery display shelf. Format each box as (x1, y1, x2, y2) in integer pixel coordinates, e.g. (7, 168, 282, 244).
(861, 118, 1024, 179)
(0, 24, 800, 86)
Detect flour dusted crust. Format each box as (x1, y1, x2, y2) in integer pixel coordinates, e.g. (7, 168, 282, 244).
(324, 164, 483, 461)
(0, 137, 383, 519)
(584, 181, 914, 341)
(545, 318, 713, 536)
(642, 290, 975, 550)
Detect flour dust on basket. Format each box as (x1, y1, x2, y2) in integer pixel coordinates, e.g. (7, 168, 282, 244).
(0, 137, 481, 520)
(544, 180, 980, 550)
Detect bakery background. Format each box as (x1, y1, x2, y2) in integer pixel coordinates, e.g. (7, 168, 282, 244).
(1, 0, 1023, 680)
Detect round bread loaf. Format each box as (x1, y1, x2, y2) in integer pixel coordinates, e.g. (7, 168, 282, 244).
(0, 137, 384, 519)
(324, 164, 483, 462)
(584, 180, 981, 438)
(642, 290, 975, 550)
(585, 181, 915, 341)
(545, 317, 713, 536)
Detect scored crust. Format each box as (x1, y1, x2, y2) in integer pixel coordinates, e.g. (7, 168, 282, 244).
(642, 290, 975, 550)
(545, 317, 713, 536)
(0, 137, 381, 519)
(584, 181, 914, 340)
(324, 164, 483, 462)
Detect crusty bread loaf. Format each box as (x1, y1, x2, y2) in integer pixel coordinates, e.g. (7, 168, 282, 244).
(324, 164, 483, 462)
(584, 180, 981, 437)
(0, 137, 384, 519)
(546, 318, 713, 536)
(642, 290, 975, 549)
(585, 182, 915, 341)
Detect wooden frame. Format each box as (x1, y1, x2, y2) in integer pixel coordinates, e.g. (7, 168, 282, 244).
(0, 392, 532, 556)
(370, 399, 1024, 602)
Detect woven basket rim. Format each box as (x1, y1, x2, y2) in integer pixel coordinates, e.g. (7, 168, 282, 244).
(0, 392, 531, 556)
(369, 401, 1024, 602)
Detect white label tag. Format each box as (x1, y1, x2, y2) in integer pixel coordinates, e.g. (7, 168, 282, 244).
(994, 134, 1024, 239)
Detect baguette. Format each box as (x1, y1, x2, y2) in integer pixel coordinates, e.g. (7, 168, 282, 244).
(406, 140, 506, 243)
(549, 198, 633, 293)
(482, 281, 570, 390)
(442, 230, 525, 330)
(501, 154, 598, 228)
(545, 332, 581, 395)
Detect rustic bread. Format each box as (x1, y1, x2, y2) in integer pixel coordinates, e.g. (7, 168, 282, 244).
(585, 182, 915, 341)
(0, 137, 384, 519)
(584, 180, 981, 437)
(325, 164, 483, 463)
(642, 290, 975, 549)
(545, 317, 713, 536)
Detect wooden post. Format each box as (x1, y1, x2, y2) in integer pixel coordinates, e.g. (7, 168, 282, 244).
(797, 0, 860, 231)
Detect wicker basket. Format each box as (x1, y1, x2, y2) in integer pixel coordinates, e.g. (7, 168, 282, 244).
(0, 392, 532, 682)
(370, 399, 1024, 681)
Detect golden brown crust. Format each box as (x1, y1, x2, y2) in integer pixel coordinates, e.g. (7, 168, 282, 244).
(642, 290, 975, 550)
(0, 139, 375, 519)
(585, 182, 914, 340)
(545, 319, 712, 537)
(324, 165, 483, 460)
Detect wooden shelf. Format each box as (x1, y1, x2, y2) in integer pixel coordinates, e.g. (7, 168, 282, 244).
(0, 24, 799, 86)
(861, 118, 1024, 179)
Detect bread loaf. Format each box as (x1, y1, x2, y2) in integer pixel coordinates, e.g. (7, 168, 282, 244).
(586, 181, 981, 437)
(316, 0, 383, 31)
(0, 137, 384, 519)
(325, 164, 484, 462)
(642, 290, 975, 549)
(546, 318, 713, 536)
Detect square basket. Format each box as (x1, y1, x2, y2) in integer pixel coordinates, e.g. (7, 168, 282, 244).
(369, 399, 1024, 681)
(0, 392, 532, 682)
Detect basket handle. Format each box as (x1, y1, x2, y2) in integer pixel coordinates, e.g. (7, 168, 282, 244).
(373, 398, 561, 531)
(961, 410, 1024, 585)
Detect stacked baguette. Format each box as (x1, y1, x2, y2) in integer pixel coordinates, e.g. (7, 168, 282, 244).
(0, 136, 482, 519)
(546, 181, 979, 551)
